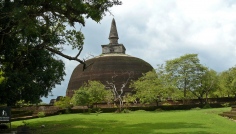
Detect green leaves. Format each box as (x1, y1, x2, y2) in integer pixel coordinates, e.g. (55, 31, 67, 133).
(54, 96, 72, 109)
(0, 0, 121, 105)
(131, 68, 180, 105)
(218, 66, 236, 97)
(65, 30, 84, 49)
(71, 81, 110, 107)
(165, 54, 207, 98)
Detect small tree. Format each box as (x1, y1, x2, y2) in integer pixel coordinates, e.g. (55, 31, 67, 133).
(72, 81, 109, 110)
(217, 66, 236, 97)
(54, 96, 72, 109)
(106, 71, 133, 112)
(131, 70, 161, 106)
(131, 66, 181, 106)
(72, 89, 90, 110)
(165, 54, 207, 101)
(192, 68, 219, 104)
(123, 93, 137, 108)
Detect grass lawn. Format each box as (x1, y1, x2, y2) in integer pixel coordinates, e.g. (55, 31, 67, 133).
(11, 107, 236, 134)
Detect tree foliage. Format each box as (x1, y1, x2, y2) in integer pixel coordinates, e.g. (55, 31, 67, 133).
(54, 96, 72, 109)
(192, 68, 219, 103)
(217, 66, 236, 97)
(131, 70, 160, 105)
(131, 53, 232, 105)
(131, 67, 181, 106)
(200, 69, 218, 96)
(0, 71, 4, 84)
(0, 50, 65, 105)
(0, 0, 121, 105)
(71, 81, 111, 108)
(165, 54, 207, 99)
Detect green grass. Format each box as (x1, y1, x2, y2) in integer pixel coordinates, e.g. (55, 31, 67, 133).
(11, 107, 236, 134)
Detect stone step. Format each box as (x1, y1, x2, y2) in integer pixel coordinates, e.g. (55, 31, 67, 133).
(223, 111, 236, 114)
(230, 110, 236, 113)
(220, 112, 236, 118)
(231, 107, 236, 111)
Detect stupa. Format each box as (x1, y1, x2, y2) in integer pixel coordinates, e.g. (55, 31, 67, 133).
(66, 19, 153, 97)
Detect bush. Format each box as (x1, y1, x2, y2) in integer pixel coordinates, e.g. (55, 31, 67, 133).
(37, 111, 45, 118)
(65, 108, 71, 114)
(221, 102, 230, 107)
(203, 103, 211, 109)
(122, 108, 131, 113)
(155, 108, 163, 112)
(191, 107, 201, 110)
(95, 108, 102, 116)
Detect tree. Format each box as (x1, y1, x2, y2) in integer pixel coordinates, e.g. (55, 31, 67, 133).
(192, 68, 219, 103)
(217, 66, 236, 97)
(130, 70, 160, 105)
(165, 54, 206, 99)
(0, 0, 121, 105)
(131, 67, 180, 106)
(71, 89, 90, 108)
(0, 71, 4, 84)
(54, 96, 72, 109)
(106, 71, 133, 112)
(0, 50, 65, 105)
(71, 81, 111, 109)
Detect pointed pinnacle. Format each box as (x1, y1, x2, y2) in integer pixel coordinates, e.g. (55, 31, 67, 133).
(109, 18, 119, 44)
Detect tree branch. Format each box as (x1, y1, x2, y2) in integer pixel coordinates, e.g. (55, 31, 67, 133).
(45, 46, 85, 64)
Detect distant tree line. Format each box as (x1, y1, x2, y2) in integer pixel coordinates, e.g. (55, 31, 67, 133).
(132, 53, 236, 105)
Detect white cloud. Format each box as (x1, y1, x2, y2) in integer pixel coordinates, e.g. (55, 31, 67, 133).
(42, 0, 236, 103)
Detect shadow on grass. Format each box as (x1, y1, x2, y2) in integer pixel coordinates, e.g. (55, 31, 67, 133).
(12, 117, 209, 134)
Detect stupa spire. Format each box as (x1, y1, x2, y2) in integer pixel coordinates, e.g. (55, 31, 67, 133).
(101, 18, 126, 54)
(109, 18, 119, 44)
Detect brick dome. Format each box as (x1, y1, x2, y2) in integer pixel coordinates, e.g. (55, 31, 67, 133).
(66, 54, 153, 97)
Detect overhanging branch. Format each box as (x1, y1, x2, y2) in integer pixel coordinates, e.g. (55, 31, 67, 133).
(45, 46, 88, 70)
(45, 46, 94, 71)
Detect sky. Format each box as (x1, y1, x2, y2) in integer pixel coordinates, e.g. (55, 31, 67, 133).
(42, 0, 236, 103)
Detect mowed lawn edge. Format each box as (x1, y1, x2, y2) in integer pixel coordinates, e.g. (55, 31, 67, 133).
(11, 107, 236, 134)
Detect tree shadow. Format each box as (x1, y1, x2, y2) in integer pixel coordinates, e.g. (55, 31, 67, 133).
(124, 122, 209, 134)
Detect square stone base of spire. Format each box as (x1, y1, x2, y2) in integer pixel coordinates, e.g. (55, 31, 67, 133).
(101, 44, 126, 54)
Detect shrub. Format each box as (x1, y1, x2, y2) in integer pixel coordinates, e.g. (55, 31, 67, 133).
(191, 107, 201, 110)
(65, 108, 71, 114)
(155, 108, 163, 112)
(22, 120, 29, 126)
(54, 96, 72, 109)
(221, 102, 230, 107)
(134, 110, 147, 113)
(122, 108, 131, 113)
(37, 111, 45, 118)
(203, 103, 211, 109)
(95, 108, 102, 116)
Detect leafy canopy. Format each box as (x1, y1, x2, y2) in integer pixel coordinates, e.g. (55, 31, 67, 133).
(72, 81, 111, 107)
(0, 0, 121, 105)
(131, 68, 181, 105)
(218, 66, 236, 97)
(54, 96, 72, 109)
(165, 54, 207, 98)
